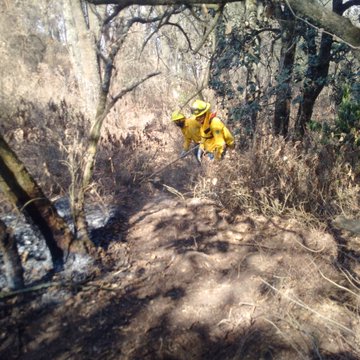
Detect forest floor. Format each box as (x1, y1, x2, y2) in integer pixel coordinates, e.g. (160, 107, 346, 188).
(1, 179, 360, 360)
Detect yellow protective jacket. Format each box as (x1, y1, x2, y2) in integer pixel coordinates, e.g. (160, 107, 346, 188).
(200, 113, 234, 159)
(181, 117, 201, 151)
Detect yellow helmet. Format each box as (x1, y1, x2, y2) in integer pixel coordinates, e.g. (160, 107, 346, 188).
(190, 100, 210, 117)
(171, 111, 185, 121)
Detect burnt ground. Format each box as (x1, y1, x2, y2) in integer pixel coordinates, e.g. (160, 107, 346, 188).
(1, 184, 360, 360)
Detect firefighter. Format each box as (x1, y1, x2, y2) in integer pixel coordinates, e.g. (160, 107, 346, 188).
(190, 100, 234, 161)
(171, 111, 201, 159)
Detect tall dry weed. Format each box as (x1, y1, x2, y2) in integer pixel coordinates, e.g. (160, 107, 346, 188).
(194, 132, 359, 221)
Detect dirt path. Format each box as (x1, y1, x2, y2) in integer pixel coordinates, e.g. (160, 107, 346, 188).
(1, 190, 360, 359)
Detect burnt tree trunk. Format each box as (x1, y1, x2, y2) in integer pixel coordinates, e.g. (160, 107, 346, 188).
(0, 219, 24, 290)
(0, 134, 74, 268)
(273, 5, 296, 137)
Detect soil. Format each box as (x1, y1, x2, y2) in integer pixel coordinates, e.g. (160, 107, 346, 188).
(1, 184, 360, 360)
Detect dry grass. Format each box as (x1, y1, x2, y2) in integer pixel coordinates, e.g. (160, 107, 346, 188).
(1, 98, 358, 231)
(193, 129, 360, 224)
(0, 6, 358, 358)
(0, 97, 195, 212)
(189, 125, 360, 358)
(1, 99, 360, 359)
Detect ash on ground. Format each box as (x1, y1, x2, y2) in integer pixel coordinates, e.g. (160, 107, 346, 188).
(0, 197, 116, 291)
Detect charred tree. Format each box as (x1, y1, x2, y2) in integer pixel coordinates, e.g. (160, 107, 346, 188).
(0, 218, 24, 290)
(0, 133, 74, 268)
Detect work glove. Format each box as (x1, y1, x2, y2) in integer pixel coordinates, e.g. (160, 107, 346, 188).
(196, 147, 203, 163)
(180, 150, 187, 158)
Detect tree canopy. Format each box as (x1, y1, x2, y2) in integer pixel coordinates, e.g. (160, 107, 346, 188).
(86, 0, 360, 49)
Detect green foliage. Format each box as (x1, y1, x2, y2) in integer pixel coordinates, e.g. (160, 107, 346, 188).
(210, 17, 264, 103)
(309, 85, 360, 147)
(308, 120, 322, 132)
(333, 85, 360, 146)
(331, 43, 350, 63)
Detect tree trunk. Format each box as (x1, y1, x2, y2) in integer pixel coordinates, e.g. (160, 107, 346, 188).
(70, 3, 160, 245)
(244, 75, 260, 137)
(294, 32, 332, 137)
(0, 219, 24, 290)
(73, 91, 108, 246)
(62, 0, 101, 118)
(273, 5, 296, 137)
(294, 0, 345, 137)
(0, 134, 74, 268)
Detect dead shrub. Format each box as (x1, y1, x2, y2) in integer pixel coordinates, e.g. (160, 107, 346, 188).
(95, 120, 200, 199)
(193, 132, 359, 222)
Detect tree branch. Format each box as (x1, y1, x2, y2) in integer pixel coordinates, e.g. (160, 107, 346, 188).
(108, 71, 161, 110)
(85, 0, 360, 49)
(139, 6, 188, 54)
(165, 22, 195, 51)
(193, 4, 224, 54)
(284, 0, 360, 49)
(104, 5, 124, 25)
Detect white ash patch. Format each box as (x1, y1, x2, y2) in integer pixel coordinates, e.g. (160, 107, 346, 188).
(0, 197, 116, 290)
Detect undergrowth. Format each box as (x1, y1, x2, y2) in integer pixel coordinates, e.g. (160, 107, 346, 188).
(193, 131, 359, 224)
(2, 98, 359, 227)
(0, 99, 185, 210)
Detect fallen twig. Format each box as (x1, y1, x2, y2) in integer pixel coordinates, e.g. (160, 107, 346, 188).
(0, 279, 120, 300)
(311, 260, 360, 300)
(260, 278, 355, 335)
(0, 282, 59, 299)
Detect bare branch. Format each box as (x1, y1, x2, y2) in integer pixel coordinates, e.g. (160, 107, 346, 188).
(86, 72, 160, 145)
(85, 0, 360, 49)
(139, 6, 187, 54)
(109, 71, 161, 109)
(166, 22, 194, 51)
(127, 6, 192, 56)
